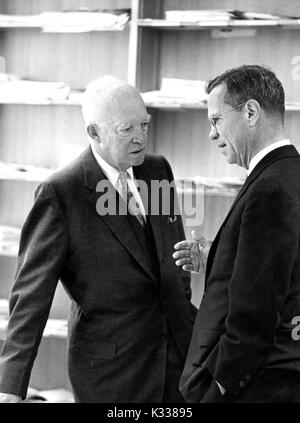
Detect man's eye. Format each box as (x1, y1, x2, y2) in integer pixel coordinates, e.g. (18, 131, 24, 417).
(210, 117, 221, 128)
(119, 126, 132, 133)
(141, 122, 149, 130)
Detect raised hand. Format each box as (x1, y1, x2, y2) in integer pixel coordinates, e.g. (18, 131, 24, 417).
(173, 230, 211, 273)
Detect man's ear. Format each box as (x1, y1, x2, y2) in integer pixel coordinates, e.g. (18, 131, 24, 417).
(87, 123, 100, 141)
(245, 99, 260, 127)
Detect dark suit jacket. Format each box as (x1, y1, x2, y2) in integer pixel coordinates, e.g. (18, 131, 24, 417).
(180, 145, 300, 403)
(0, 146, 196, 402)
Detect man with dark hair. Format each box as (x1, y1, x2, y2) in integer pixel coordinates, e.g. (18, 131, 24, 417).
(173, 64, 300, 403)
(206, 64, 285, 123)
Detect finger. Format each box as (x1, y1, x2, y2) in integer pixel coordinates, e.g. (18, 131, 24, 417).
(182, 264, 195, 272)
(191, 231, 209, 249)
(175, 258, 192, 267)
(174, 240, 193, 250)
(191, 230, 203, 242)
(173, 250, 191, 259)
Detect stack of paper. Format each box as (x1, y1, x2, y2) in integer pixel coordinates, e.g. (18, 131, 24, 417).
(165, 9, 242, 23)
(238, 11, 299, 20)
(0, 225, 21, 257)
(40, 10, 130, 32)
(165, 9, 299, 23)
(0, 80, 71, 104)
(0, 13, 41, 27)
(142, 78, 208, 108)
(0, 73, 19, 83)
(0, 9, 130, 32)
(160, 78, 208, 99)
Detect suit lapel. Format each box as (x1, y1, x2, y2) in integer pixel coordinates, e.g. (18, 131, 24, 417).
(81, 146, 157, 282)
(205, 145, 300, 280)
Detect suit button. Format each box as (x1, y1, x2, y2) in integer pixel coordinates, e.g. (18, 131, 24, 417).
(239, 381, 246, 388)
(245, 374, 251, 380)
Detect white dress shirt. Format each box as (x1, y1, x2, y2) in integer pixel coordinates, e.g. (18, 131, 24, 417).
(90, 143, 146, 219)
(247, 139, 291, 176)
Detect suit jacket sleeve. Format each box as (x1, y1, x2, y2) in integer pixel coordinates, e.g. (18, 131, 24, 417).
(205, 178, 299, 396)
(0, 181, 68, 398)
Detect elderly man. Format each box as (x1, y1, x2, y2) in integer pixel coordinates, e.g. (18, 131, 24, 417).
(174, 65, 300, 403)
(0, 76, 196, 403)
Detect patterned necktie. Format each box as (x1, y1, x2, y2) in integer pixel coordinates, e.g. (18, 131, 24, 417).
(118, 171, 145, 227)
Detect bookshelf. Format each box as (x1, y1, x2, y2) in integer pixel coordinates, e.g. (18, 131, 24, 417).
(0, 0, 132, 392)
(1, 0, 300, 390)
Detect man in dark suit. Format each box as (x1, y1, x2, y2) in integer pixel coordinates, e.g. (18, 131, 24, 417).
(173, 65, 300, 403)
(0, 76, 196, 403)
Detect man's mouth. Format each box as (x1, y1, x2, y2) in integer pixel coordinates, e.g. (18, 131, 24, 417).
(130, 148, 145, 154)
(218, 143, 226, 148)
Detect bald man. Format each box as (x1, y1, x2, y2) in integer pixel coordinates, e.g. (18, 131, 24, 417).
(0, 76, 196, 403)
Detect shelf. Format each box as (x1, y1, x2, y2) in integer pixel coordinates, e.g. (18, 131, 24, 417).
(0, 86, 299, 111)
(142, 94, 300, 112)
(137, 18, 300, 30)
(175, 177, 243, 197)
(0, 91, 83, 106)
(176, 187, 239, 197)
(1, 96, 299, 111)
(0, 162, 54, 183)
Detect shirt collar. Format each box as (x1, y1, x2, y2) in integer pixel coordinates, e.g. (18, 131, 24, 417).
(247, 139, 291, 176)
(91, 143, 134, 187)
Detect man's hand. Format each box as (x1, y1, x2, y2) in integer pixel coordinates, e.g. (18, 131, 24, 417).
(173, 230, 211, 273)
(0, 393, 22, 403)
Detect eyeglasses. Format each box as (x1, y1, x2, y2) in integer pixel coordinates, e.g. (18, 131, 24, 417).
(209, 103, 246, 129)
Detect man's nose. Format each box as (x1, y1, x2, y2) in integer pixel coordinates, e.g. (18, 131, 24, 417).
(209, 125, 219, 141)
(132, 127, 145, 143)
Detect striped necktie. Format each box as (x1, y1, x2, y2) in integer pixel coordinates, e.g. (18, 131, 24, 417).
(118, 171, 145, 227)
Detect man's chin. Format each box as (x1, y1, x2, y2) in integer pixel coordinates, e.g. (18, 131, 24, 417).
(132, 153, 146, 166)
(224, 154, 236, 165)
